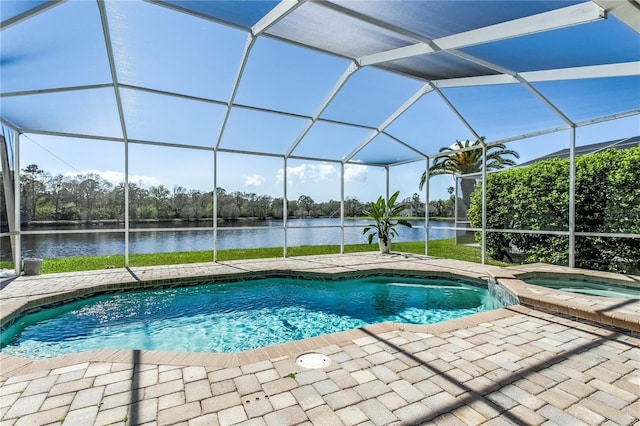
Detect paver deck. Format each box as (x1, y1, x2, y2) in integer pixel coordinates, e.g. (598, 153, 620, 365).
(1, 253, 639, 425)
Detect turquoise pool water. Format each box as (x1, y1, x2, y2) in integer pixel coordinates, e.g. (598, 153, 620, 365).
(524, 277, 640, 299)
(1, 276, 501, 359)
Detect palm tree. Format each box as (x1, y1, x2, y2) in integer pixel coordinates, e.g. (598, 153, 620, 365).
(419, 138, 519, 209)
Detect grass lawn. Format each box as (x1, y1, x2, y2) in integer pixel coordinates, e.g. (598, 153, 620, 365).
(0, 238, 508, 274)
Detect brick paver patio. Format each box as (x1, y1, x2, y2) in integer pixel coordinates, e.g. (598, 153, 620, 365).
(1, 254, 639, 425)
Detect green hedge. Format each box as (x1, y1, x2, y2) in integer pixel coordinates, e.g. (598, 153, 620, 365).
(468, 146, 640, 274)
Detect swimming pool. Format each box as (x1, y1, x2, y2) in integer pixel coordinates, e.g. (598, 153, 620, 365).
(524, 276, 640, 299)
(1, 275, 501, 359)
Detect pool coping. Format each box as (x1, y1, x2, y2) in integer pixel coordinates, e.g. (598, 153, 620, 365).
(0, 267, 487, 330)
(1, 253, 639, 376)
(489, 263, 640, 333)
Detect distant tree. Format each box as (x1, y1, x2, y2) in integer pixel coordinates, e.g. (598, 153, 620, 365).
(78, 172, 112, 221)
(48, 174, 66, 219)
(344, 197, 363, 217)
(318, 200, 340, 218)
(20, 164, 49, 222)
(296, 195, 315, 218)
(187, 189, 207, 219)
(149, 185, 171, 218)
(271, 197, 285, 219)
(109, 183, 126, 220)
(172, 186, 189, 218)
(253, 195, 273, 219)
(128, 182, 149, 220)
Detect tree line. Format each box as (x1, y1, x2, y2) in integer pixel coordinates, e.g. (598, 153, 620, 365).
(0, 164, 456, 225)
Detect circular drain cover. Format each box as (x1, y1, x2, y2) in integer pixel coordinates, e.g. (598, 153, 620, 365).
(296, 353, 331, 369)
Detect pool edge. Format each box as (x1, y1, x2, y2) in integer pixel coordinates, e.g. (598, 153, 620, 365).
(2, 255, 639, 377)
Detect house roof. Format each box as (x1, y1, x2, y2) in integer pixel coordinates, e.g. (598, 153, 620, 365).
(518, 135, 640, 166)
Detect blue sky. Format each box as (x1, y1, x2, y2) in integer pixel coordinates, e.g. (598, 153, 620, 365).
(19, 114, 640, 204)
(5, 1, 640, 204)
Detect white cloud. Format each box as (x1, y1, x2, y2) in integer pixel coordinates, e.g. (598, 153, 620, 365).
(64, 170, 160, 187)
(344, 164, 368, 182)
(276, 163, 337, 184)
(245, 174, 265, 187)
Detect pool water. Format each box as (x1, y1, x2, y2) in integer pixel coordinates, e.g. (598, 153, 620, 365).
(524, 277, 640, 299)
(1, 276, 501, 359)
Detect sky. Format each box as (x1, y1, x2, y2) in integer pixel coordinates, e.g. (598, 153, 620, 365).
(17, 115, 640, 204)
(3, 1, 640, 204)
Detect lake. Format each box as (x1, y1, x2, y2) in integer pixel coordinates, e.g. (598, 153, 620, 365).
(1, 218, 458, 259)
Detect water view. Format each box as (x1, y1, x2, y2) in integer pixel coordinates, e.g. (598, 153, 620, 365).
(1, 218, 457, 259)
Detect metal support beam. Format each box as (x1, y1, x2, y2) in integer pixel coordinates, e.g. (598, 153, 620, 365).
(481, 145, 487, 264)
(520, 62, 640, 83)
(340, 163, 345, 254)
(98, 0, 131, 266)
(216, 34, 256, 150)
(359, 44, 435, 67)
(434, 75, 518, 89)
(286, 62, 360, 157)
(593, 0, 640, 32)
(251, 0, 304, 36)
(385, 166, 390, 208)
(14, 133, 21, 273)
(283, 157, 288, 258)
(343, 84, 433, 163)
(213, 150, 218, 261)
(454, 176, 460, 246)
(569, 127, 576, 268)
(1, 134, 17, 268)
(433, 62, 639, 89)
(124, 140, 130, 266)
(516, 75, 575, 126)
(381, 132, 429, 160)
(0, 0, 63, 30)
(424, 157, 430, 256)
(435, 2, 605, 50)
(356, 2, 604, 66)
(432, 85, 484, 143)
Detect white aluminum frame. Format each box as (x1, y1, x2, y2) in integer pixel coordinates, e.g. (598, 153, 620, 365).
(1, 0, 638, 273)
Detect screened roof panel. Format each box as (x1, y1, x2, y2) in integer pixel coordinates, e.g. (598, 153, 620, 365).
(235, 37, 350, 116)
(353, 133, 420, 165)
(266, 1, 418, 59)
(1, 88, 122, 138)
(441, 84, 568, 142)
(0, 1, 111, 93)
(0, 1, 50, 24)
(385, 93, 476, 155)
(533, 76, 640, 123)
(106, 1, 247, 102)
(292, 121, 373, 161)
(121, 88, 226, 147)
(1, 0, 639, 168)
(329, 0, 584, 39)
(21, 133, 125, 177)
(219, 108, 310, 154)
(380, 52, 499, 81)
(461, 16, 640, 73)
(158, 0, 278, 29)
(320, 67, 424, 128)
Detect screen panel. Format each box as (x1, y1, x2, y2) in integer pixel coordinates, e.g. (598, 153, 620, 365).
(220, 108, 310, 155)
(2, 89, 123, 138)
(106, 0, 247, 102)
(235, 37, 350, 116)
(1, 1, 111, 93)
(121, 88, 226, 147)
